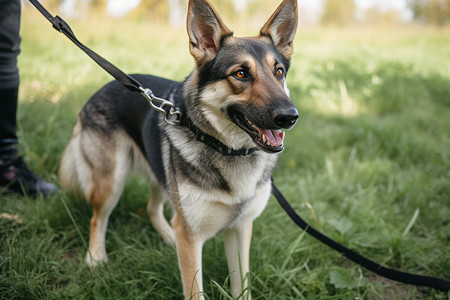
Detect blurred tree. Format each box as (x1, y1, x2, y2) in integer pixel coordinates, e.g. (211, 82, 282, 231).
(90, 0, 106, 11)
(407, 0, 450, 26)
(129, 0, 169, 22)
(321, 0, 356, 26)
(364, 7, 402, 26)
(44, 0, 62, 10)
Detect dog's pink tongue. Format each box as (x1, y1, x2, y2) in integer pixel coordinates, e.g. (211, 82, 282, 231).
(262, 129, 285, 147)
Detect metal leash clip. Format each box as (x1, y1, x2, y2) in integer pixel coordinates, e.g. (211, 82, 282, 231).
(140, 87, 182, 125)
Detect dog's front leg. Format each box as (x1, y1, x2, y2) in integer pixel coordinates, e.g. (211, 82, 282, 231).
(173, 213, 205, 300)
(225, 222, 253, 299)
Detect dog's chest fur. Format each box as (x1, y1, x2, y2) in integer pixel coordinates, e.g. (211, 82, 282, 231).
(162, 121, 278, 237)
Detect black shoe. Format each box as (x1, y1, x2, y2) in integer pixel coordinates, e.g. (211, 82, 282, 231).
(0, 156, 58, 197)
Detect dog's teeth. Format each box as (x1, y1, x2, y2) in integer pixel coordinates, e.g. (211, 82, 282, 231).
(262, 134, 267, 143)
(244, 116, 254, 126)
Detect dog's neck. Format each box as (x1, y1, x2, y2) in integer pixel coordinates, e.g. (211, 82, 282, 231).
(179, 116, 258, 156)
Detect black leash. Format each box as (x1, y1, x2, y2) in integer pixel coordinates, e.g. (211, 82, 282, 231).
(29, 0, 450, 292)
(29, 0, 141, 92)
(272, 181, 450, 292)
(28, 0, 182, 125)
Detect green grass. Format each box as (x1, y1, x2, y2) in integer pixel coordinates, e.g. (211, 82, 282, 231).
(1, 8, 450, 299)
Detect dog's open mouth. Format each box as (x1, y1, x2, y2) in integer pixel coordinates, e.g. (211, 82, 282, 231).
(230, 111, 284, 153)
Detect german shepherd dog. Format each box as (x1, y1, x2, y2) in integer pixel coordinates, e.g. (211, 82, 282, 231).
(60, 0, 298, 298)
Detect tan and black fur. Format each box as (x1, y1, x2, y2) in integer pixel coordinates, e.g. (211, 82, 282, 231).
(60, 0, 298, 299)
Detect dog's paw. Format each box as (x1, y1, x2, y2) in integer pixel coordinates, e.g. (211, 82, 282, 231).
(85, 250, 108, 267)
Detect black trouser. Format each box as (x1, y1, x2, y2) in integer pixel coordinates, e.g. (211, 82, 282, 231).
(0, 0, 21, 157)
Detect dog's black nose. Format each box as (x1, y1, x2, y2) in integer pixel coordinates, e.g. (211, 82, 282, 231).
(273, 107, 299, 129)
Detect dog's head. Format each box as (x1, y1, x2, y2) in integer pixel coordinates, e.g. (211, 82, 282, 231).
(186, 0, 298, 153)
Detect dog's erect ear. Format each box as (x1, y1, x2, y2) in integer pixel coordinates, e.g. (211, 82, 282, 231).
(260, 0, 298, 60)
(187, 0, 232, 64)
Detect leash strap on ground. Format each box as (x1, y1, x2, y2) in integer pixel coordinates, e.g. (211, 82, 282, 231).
(271, 181, 450, 292)
(29, 0, 143, 92)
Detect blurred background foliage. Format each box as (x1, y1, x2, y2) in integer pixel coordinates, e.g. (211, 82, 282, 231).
(407, 0, 450, 26)
(321, 0, 356, 27)
(6, 1, 448, 299)
(32, 0, 450, 27)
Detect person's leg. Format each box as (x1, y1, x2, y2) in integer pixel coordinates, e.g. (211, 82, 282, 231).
(0, 0, 58, 196)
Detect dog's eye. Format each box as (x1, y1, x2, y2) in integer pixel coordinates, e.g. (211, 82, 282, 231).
(234, 70, 247, 80)
(276, 68, 284, 78)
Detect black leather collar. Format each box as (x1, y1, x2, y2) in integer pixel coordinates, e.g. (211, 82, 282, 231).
(180, 117, 258, 156)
